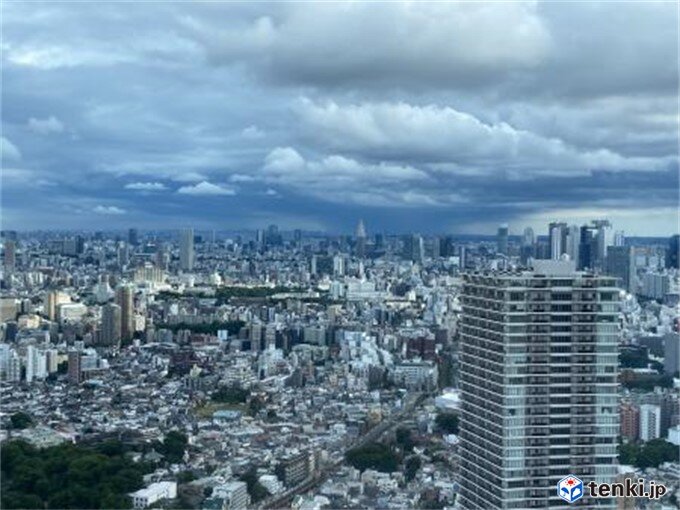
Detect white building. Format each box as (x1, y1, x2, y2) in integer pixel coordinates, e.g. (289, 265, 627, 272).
(212, 481, 250, 510)
(667, 425, 680, 446)
(639, 404, 661, 441)
(130, 481, 177, 509)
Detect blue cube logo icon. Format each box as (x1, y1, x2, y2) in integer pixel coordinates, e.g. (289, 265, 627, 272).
(557, 475, 584, 503)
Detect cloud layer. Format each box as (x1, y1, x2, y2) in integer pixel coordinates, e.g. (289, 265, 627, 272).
(1, 2, 677, 234)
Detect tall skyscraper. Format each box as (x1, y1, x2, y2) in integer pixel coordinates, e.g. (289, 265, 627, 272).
(179, 228, 195, 271)
(548, 222, 567, 260)
(592, 219, 611, 270)
(566, 225, 580, 264)
(403, 234, 424, 263)
(606, 246, 636, 293)
(128, 228, 139, 246)
(115, 285, 135, 343)
(3, 240, 16, 272)
(497, 224, 509, 255)
(520, 228, 535, 266)
(355, 219, 367, 258)
(100, 303, 122, 348)
(459, 260, 619, 509)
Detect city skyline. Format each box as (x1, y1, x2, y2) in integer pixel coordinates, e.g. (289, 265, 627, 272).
(2, 2, 678, 235)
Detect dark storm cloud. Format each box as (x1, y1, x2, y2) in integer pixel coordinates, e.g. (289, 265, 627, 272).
(1, 1, 677, 235)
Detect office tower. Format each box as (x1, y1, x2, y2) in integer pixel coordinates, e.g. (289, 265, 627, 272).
(459, 260, 619, 509)
(256, 229, 265, 246)
(3, 240, 16, 272)
(115, 285, 135, 342)
(620, 402, 639, 441)
(664, 333, 680, 375)
(548, 222, 567, 260)
(403, 234, 424, 263)
(332, 255, 345, 276)
(355, 219, 367, 258)
(179, 228, 195, 271)
(639, 404, 661, 441)
(68, 350, 81, 384)
(100, 303, 122, 348)
(128, 228, 139, 246)
(578, 225, 596, 270)
(592, 219, 611, 270)
(520, 228, 535, 265)
(613, 231, 625, 247)
(497, 224, 509, 255)
(266, 224, 282, 246)
(566, 225, 580, 264)
(606, 246, 636, 293)
(666, 234, 679, 269)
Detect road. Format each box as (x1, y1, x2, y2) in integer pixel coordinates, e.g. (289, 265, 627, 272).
(259, 392, 426, 510)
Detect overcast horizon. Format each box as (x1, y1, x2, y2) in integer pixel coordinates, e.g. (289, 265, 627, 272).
(1, 1, 679, 235)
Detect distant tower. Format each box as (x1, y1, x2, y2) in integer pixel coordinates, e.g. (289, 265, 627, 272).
(592, 219, 611, 270)
(115, 285, 134, 343)
(355, 219, 367, 258)
(3, 240, 16, 272)
(100, 303, 122, 348)
(613, 230, 625, 247)
(496, 224, 508, 255)
(128, 228, 139, 247)
(548, 221, 568, 260)
(520, 227, 535, 265)
(179, 228, 195, 271)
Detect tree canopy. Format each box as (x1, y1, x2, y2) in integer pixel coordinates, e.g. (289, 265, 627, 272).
(1, 439, 153, 509)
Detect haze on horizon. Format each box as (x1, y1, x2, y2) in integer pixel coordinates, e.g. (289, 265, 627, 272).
(1, 1, 678, 235)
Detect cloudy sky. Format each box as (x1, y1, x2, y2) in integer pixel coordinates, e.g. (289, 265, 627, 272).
(1, 1, 678, 235)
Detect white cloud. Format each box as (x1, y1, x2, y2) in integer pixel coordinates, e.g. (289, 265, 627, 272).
(177, 181, 236, 196)
(1, 137, 21, 161)
(27, 116, 65, 135)
(124, 181, 167, 191)
(241, 125, 265, 139)
(296, 99, 671, 177)
(261, 147, 447, 207)
(93, 205, 126, 215)
(229, 173, 256, 183)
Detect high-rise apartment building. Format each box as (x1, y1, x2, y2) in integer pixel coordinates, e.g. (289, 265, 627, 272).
(639, 404, 661, 441)
(179, 228, 195, 271)
(115, 285, 135, 343)
(620, 402, 639, 441)
(459, 260, 619, 509)
(100, 303, 122, 348)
